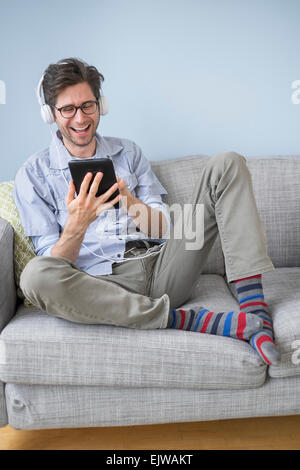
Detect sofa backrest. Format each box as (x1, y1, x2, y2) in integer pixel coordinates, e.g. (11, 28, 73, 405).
(151, 155, 300, 272)
(247, 157, 300, 268)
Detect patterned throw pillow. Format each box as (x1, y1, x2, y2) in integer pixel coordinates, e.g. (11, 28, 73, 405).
(0, 181, 36, 301)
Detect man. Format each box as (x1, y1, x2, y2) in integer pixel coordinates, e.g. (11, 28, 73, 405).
(14, 58, 280, 365)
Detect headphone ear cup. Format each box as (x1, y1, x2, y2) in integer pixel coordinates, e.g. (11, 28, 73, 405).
(99, 96, 109, 116)
(40, 104, 55, 124)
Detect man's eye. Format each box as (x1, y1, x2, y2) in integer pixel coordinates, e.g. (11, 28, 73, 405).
(82, 102, 94, 110)
(62, 106, 75, 113)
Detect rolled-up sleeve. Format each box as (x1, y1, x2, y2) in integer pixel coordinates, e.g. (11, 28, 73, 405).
(13, 164, 60, 238)
(131, 143, 170, 239)
(132, 143, 168, 200)
(31, 234, 60, 256)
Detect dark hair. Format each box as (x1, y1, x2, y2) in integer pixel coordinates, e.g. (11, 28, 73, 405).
(42, 57, 104, 108)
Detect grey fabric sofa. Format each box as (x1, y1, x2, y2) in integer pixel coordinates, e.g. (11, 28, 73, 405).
(0, 154, 300, 430)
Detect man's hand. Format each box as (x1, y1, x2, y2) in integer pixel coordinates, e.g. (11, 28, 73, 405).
(116, 176, 168, 239)
(116, 176, 130, 197)
(66, 172, 121, 232)
(51, 172, 120, 263)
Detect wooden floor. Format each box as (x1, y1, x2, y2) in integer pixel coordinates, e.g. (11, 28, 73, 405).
(1, 415, 300, 450)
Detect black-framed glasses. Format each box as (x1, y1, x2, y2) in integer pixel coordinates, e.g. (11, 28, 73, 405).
(52, 100, 99, 119)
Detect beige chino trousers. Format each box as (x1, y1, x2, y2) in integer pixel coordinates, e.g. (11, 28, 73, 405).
(20, 152, 274, 329)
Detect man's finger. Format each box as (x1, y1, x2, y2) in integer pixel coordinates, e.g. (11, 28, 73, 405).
(99, 181, 119, 202)
(88, 172, 103, 198)
(96, 193, 121, 216)
(110, 193, 121, 206)
(79, 172, 93, 197)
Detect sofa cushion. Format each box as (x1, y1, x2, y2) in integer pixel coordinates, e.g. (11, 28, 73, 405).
(261, 268, 300, 379)
(0, 274, 266, 390)
(5, 376, 300, 430)
(0, 217, 16, 332)
(0, 181, 35, 300)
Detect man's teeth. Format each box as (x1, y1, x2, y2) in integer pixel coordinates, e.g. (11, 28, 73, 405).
(73, 125, 89, 130)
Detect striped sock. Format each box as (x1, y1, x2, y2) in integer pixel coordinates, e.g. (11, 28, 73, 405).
(233, 274, 280, 365)
(167, 308, 263, 340)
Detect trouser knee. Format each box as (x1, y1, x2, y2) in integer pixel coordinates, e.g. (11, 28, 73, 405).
(212, 151, 246, 167)
(207, 151, 249, 183)
(20, 256, 51, 299)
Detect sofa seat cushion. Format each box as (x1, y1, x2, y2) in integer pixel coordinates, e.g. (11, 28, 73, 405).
(5, 376, 300, 430)
(262, 268, 300, 379)
(0, 274, 266, 390)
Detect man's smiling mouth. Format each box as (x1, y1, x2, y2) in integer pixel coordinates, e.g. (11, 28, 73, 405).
(70, 124, 91, 135)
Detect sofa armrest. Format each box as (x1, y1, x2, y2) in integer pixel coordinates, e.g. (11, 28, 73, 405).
(0, 217, 16, 332)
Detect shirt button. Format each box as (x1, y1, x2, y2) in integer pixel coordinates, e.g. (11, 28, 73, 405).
(117, 253, 121, 257)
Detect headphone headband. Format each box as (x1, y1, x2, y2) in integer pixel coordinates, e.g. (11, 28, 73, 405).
(36, 75, 45, 107)
(37, 74, 109, 124)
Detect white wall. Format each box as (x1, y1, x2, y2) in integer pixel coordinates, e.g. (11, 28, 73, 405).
(1, 0, 300, 181)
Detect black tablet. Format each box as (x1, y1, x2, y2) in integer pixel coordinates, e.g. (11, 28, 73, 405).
(68, 158, 120, 209)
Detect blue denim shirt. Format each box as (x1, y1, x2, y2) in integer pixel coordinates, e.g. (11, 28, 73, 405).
(13, 131, 169, 275)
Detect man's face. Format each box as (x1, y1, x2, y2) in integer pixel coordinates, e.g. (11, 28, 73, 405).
(54, 82, 100, 154)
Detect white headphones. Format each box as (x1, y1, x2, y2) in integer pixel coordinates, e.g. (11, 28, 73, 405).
(36, 74, 109, 125)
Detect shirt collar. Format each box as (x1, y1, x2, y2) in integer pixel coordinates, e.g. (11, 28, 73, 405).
(49, 131, 124, 169)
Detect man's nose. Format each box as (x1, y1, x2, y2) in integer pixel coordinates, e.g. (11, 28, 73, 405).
(74, 108, 86, 121)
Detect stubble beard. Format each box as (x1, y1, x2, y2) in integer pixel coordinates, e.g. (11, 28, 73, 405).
(59, 114, 100, 149)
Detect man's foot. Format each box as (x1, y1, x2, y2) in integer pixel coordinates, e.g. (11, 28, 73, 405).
(233, 274, 281, 365)
(249, 330, 281, 365)
(167, 308, 263, 340)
